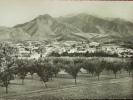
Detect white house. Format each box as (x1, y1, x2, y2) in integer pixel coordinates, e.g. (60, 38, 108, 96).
(30, 53, 41, 59)
(68, 48, 77, 53)
(89, 42, 100, 47)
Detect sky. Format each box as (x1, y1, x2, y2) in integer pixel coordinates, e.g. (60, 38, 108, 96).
(0, 0, 133, 27)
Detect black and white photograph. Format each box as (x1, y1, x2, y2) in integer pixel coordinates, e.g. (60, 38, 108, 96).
(0, 0, 133, 99)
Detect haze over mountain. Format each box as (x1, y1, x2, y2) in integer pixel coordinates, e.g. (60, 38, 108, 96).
(0, 13, 133, 43)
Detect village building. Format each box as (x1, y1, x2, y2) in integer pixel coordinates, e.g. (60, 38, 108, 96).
(89, 42, 101, 48)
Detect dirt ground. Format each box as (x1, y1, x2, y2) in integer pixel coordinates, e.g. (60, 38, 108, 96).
(0, 70, 133, 99)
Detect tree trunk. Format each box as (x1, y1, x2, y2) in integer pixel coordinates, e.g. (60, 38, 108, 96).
(75, 78, 77, 85)
(129, 71, 130, 76)
(44, 83, 47, 88)
(6, 86, 8, 94)
(51, 76, 52, 81)
(55, 74, 57, 77)
(31, 75, 33, 79)
(107, 70, 109, 75)
(120, 70, 121, 74)
(22, 79, 24, 85)
(91, 73, 93, 76)
(98, 75, 99, 81)
(115, 73, 116, 78)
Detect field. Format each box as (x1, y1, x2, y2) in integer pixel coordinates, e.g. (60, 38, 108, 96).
(0, 69, 133, 99)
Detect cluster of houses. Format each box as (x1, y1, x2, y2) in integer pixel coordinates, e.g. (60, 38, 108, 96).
(50, 41, 133, 57)
(3, 41, 41, 59)
(2, 40, 133, 59)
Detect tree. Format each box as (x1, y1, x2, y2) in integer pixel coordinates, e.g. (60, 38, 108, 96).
(16, 60, 28, 85)
(121, 52, 125, 60)
(44, 62, 54, 81)
(27, 60, 37, 79)
(12, 67, 18, 78)
(110, 61, 121, 78)
(38, 71, 50, 88)
(61, 51, 68, 56)
(49, 51, 60, 57)
(6, 60, 15, 69)
(83, 59, 95, 75)
(93, 59, 106, 81)
(0, 69, 14, 94)
(5, 56, 12, 63)
(105, 61, 112, 75)
(52, 62, 61, 77)
(117, 60, 126, 74)
(38, 46, 46, 54)
(64, 58, 83, 84)
(18, 66, 28, 85)
(36, 62, 50, 88)
(64, 64, 81, 84)
(124, 61, 133, 76)
(52, 58, 64, 77)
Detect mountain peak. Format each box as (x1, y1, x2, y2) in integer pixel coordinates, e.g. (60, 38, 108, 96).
(1, 13, 133, 42)
(37, 14, 52, 20)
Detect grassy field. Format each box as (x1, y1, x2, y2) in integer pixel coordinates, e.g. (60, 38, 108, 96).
(0, 69, 133, 99)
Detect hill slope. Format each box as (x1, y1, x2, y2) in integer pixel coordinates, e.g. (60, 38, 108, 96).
(14, 14, 82, 40)
(0, 13, 133, 43)
(0, 26, 31, 40)
(60, 13, 133, 37)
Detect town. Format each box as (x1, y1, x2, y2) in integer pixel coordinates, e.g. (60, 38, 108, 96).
(0, 40, 133, 60)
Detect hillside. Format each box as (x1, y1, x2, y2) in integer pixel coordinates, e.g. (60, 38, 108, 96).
(14, 14, 82, 40)
(0, 26, 31, 40)
(0, 13, 133, 43)
(60, 13, 133, 37)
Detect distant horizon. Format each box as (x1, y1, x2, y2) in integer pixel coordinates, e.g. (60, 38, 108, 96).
(0, 1, 133, 27)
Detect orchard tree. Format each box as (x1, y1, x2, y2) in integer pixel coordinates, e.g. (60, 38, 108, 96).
(39, 59, 54, 81)
(93, 59, 106, 81)
(61, 58, 73, 69)
(52, 59, 63, 77)
(38, 72, 50, 88)
(110, 61, 122, 78)
(6, 60, 15, 69)
(27, 60, 38, 79)
(51, 63, 61, 77)
(64, 58, 83, 84)
(36, 63, 50, 88)
(44, 62, 54, 81)
(124, 61, 133, 76)
(12, 67, 18, 78)
(83, 59, 95, 75)
(17, 65, 28, 85)
(117, 59, 126, 74)
(105, 61, 113, 75)
(16, 60, 28, 85)
(0, 69, 14, 94)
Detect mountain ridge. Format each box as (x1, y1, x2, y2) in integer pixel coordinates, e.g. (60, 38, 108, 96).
(0, 13, 133, 43)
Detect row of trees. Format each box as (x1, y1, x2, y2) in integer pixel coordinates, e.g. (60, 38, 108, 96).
(0, 57, 133, 94)
(49, 51, 119, 57)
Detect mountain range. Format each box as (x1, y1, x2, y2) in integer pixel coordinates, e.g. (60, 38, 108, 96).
(0, 13, 133, 43)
